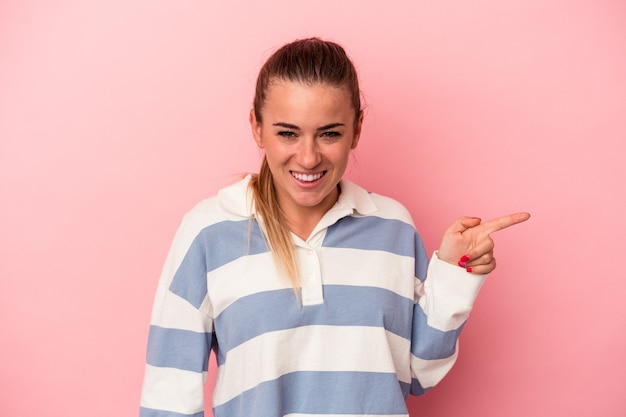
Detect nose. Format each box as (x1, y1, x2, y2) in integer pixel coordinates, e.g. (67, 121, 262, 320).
(297, 138, 321, 169)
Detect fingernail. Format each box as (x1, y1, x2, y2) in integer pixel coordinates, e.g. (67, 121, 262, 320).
(460, 255, 470, 263)
(466, 267, 473, 273)
(458, 260, 467, 267)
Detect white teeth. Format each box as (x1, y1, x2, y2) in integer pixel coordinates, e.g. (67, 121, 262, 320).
(292, 172, 324, 182)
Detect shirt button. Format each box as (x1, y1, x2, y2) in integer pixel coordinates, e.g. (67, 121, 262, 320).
(307, 250, 313, 256)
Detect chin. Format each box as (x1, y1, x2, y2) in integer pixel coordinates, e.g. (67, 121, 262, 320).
(292, 193, 330, 208)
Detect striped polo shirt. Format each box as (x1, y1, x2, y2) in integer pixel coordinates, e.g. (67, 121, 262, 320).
(140, 176, 486, 417)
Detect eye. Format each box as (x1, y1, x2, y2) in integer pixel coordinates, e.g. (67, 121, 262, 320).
(321, 131, 341, 138)
(277, 131, 297, 138)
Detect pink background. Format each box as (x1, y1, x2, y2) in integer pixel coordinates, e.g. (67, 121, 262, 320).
(1, 1, 625, 416)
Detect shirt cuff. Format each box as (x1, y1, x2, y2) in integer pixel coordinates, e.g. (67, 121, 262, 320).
(421, 251, 488, 331)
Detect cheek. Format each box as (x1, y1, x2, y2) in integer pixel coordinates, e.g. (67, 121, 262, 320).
(331, 146, 353, 166)
(263, 143, 290, 165)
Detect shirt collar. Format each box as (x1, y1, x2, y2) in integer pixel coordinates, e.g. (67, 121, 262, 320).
(218, 174, 256, 217)
(334, 178, 378, 216)
(218, 174, 378, 218)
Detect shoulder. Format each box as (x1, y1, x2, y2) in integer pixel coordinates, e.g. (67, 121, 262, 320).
(180, 195, 223, 227)
(340, 179, 415, 227)
(367, 192, 415, 226)
(177, 176, 253, 236)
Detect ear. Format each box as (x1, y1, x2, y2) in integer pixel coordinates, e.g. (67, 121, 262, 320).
(249, 109, 263, 148)
(351, 110, 364, 149)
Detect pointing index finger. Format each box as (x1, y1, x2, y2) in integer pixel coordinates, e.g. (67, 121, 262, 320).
(480, 212, 531, 235)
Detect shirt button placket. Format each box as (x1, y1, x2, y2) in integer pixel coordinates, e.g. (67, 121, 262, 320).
(300, 246, 323, 306)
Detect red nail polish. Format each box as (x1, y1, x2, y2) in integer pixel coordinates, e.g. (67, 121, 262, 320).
(460, 255, 470, 263)
(466, 267, 473, 273)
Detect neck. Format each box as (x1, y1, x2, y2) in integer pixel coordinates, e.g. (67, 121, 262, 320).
(280, 185, 340, 241)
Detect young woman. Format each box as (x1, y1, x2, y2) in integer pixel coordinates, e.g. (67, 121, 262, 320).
(140, 38, 529, 417)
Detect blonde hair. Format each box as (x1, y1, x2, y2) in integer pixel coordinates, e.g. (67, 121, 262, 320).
(249, 38, 362, 290)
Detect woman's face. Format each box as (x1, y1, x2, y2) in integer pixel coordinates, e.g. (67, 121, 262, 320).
(250, 81, 362, 220)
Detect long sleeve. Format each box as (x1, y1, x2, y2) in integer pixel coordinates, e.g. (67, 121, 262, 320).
(140, 217, 214, 417)
(409, 251, 487, 395)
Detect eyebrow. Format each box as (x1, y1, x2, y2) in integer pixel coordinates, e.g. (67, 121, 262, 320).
(272, 122, 345, 131)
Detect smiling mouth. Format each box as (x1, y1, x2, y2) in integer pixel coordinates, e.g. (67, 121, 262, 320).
(291, 171, 326, 182)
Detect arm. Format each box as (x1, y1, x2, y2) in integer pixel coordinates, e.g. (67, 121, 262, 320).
(409, 212, 530, 394)
(140, 220, 214, 417)
(409, 252, 486, 394)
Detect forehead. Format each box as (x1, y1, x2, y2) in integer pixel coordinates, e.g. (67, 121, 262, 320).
(261, 81, 353, 122)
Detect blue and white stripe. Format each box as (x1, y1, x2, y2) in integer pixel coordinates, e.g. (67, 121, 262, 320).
(140, 177, 487, 417)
